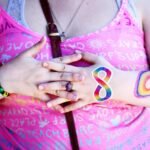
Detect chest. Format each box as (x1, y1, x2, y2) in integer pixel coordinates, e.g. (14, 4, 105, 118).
(25, 0, 118, 39)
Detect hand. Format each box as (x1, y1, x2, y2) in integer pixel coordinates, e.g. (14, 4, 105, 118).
(38, 57, 85, 101)
(0, 38, 83, 101)
(43, 51, 117, 113)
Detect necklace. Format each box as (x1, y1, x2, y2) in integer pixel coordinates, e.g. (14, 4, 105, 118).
(50, 0, 86, 40)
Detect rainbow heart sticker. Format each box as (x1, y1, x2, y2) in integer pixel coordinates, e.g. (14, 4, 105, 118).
(136, 71, 150, 97)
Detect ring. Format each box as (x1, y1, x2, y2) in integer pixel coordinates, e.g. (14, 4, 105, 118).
(66, 82, 73, 92)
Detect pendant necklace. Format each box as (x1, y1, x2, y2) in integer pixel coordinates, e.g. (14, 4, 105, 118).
(50, 0, 86, 40)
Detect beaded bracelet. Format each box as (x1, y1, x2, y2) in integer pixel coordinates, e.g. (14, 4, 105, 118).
(0, 85, 9, 97)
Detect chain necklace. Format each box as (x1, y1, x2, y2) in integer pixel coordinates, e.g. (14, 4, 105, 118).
(50, 0, 86, 40)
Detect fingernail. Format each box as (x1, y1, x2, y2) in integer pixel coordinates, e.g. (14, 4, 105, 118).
(75, 50, 82, 54)
(74, 73, 84, 81)
(38, 85, 44, 90)
(59, 108, 64, 113)
(79, 75, 84, 81)
(63, 109, 68, 113)
(43, 62, 48, 67)
(72, 93, 78, 100)
(68, 93, 74, 100)
(47, 103, 52, 107)
(41, 36, 46, 41)
(76, 53, 82, 57)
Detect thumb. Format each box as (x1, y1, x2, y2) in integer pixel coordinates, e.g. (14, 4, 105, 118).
(75, 50, 98, 63)
(22, 36, 46, 58)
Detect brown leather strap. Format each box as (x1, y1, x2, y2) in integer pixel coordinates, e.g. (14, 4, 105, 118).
(40, 1, 79, 149)
(39, 0, 62, 57)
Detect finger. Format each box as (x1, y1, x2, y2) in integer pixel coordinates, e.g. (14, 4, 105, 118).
(51, 105, 64, 113)
(63, 99, 85, 113)
(42, 61, 81, 72)
(47, 97, 69, 108)
(22, 36, 46, 58)
(52, 53, 82, 64)
(33, 92, 50, 101)
(50, 72, 84, 81)
(48, 90, 78, 101)
(37, 72, 84, 83)
(38, 81, 67, 91)
(75, 50, 98, 63)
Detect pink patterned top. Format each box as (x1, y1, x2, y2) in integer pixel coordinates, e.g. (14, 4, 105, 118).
(0, 0, 150, 149)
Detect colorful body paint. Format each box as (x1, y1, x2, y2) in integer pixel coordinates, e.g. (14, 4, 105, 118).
(93, 67, 112, 101)
(136, 71, 150, 97)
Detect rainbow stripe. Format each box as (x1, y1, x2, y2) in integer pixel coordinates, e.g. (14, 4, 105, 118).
(93, 67, 112, 101)
(136, 71, 150, 97)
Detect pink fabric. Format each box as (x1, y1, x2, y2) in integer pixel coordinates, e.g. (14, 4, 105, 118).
(0, 0, 150, 149)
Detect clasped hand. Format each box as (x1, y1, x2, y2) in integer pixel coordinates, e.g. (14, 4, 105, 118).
(0, 37, 83, 101)
(0, 37, 116, 113)
(41, 50, 116, 113)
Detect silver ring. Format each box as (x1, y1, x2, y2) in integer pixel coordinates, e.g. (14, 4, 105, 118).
(66, 82, 73, 92)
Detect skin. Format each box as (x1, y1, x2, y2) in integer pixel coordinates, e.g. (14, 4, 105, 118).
(0, 0, 150, 113)
(25, 0, 118, 38)
(0, 37, 84, 101)
(0, 0, 119, 103)
(45, 51, 150, 113)
(41, 0, 150, 113)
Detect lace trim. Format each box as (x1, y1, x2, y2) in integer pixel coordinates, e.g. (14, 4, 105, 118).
(7, 0, 28, 27)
